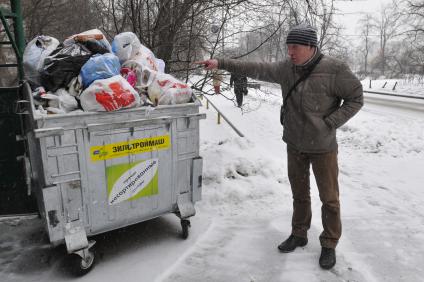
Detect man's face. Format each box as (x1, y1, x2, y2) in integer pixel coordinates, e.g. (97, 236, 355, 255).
(287, 44, 316, 65)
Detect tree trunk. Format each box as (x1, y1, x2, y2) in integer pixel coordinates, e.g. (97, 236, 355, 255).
(153, 0, 175, 71)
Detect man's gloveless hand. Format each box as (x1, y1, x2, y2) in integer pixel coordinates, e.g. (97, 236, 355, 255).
(194, 59, 218, 70)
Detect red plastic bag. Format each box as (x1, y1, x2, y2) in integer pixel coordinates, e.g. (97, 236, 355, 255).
(80, 75, 140, 111)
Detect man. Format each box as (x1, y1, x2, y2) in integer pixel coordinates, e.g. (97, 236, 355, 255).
(196, 23, 363, 270)
(230, 72, 248, 107)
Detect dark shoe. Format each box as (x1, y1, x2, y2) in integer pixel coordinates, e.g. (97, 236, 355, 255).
(278, 235, 308, 253)
(319, 247, 336, 269)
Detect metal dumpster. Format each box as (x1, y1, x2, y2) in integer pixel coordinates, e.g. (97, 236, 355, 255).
(21, 82, 205, 274)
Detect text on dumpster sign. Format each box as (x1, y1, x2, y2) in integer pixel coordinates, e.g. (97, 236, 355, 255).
(90, 135, 171, 162)
(107, 159, 159, 205)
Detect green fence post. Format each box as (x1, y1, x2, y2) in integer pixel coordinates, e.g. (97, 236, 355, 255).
(11, 0, 25, 80)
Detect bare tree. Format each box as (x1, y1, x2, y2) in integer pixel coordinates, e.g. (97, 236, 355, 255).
(91, 1, 252, 72)
(22, 0, 100, 41)
(357, 13, 374, 76)
(406, 0, 424, 34)
(236, 0, 346, 62)
(297, 0, 348, 58)
(403, 0, 424, 74)
(17, 0, 350, 84)
(371, 0, 404, 76)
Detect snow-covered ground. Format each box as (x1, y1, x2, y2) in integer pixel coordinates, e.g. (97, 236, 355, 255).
(1, 79, 424, 282)
(362, 77, 424, 98)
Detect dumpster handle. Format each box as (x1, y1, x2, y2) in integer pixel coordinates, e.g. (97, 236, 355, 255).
(182, 113, 206, 128)
(184, 113, 206, 120)
(34, 127, 65, 138)
(15, 99, 30, 115)
(87, 116, 173, 133)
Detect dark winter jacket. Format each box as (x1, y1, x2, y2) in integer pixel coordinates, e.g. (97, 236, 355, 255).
(218, 50, 363, 153)
(230, 73, 248, 94)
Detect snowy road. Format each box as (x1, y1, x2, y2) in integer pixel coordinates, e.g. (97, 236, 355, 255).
(364, 93, 424, 119)
(1, 88, 424, 282)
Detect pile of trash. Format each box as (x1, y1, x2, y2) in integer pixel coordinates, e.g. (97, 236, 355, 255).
(24, 29, 193, 115)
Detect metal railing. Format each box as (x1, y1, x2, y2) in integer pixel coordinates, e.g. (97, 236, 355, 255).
(198, 94, 245, 137)
(364, 90, 424, 100)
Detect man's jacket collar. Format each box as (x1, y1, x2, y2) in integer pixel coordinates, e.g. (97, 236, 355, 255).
(293, 48, 322, 72)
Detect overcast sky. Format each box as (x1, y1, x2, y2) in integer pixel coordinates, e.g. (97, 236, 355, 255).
(333, 0, 394, 44)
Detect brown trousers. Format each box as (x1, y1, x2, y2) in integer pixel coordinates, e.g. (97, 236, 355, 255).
(287, 146, 341, 249)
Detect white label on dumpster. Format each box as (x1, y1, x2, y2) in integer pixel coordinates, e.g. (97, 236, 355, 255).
(106, 159, 159, 205)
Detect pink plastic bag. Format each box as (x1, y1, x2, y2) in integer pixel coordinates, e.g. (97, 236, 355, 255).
(120, 67, 137, 88)
(80, 75, 140, 112)
(122, 63, 156, 90)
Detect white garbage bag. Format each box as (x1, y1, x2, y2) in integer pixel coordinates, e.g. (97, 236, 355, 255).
(147, 73, 192, 105)
(23, 35, 59, 86)
(80, 75, 140, 112)
(126, 51, 158, 72)
(112, 32, 157, 67)
(155, 58, 165, 73)
(40, 88, 79, 114)
(122, 60, 157, 88)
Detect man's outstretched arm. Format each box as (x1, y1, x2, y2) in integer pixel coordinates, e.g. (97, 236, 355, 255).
(195, 59, 285, 84)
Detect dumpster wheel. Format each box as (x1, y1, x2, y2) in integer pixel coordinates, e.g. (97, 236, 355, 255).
(68, 246, 96, 276)
(181, 219, 191, 239)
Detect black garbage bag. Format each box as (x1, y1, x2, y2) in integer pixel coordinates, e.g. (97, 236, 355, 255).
(40, 43, 92, 91)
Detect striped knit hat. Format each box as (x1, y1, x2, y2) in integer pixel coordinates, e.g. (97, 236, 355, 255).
(286, 23, 318, 47)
